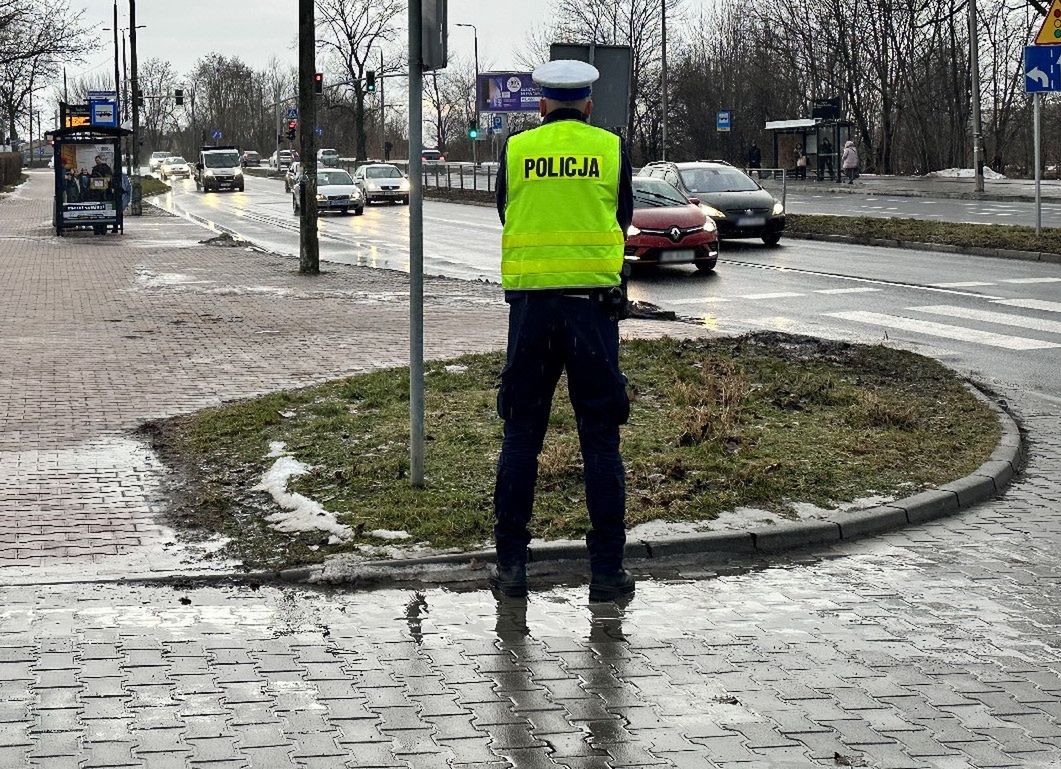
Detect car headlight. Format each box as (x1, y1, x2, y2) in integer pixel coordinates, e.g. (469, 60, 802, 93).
(204, 170, 215, 177)
(316, 194, 327, 202)
(772, 201, 785, 215)
(399, 179, 411, 191)
(234, 169, 243, 177)
(351, 188, 362, 198)
(626, 224, 641, 236)
(699, 203, 726, 219)
(702, 217, 717, 233)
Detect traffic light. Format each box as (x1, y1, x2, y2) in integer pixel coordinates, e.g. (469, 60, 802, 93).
(366, 70, 376, 93)
(313, 72, 323, 94)
(467, 119, 478, 140)
(174, 88, 184, 106)
(135, 89, 144, 108)
(286, 119, 297, 141)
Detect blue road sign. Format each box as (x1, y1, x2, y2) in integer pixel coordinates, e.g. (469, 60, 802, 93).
(493, 115, 502, 130)
(716, 110, 732, 132)
(212, 129, 222, 141)
(1025, 46, 1061, 92)
(287, 107, 299, 120)
(314, 126, 323, 137)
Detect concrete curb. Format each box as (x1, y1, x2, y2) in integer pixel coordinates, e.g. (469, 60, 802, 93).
(289, 382, 1022, 588)
(786, 231, 1061, 265)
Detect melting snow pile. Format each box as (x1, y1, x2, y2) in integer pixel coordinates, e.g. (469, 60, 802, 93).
(926, 167, 1005, 180)
(253, 442, 353, 540)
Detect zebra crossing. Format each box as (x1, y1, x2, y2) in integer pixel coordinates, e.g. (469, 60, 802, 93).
(667, 278, 1061, 353)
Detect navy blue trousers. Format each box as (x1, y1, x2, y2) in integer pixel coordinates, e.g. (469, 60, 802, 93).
(493, 292, 630, 575)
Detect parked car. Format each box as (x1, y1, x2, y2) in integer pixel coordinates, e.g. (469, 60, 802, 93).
(240, 150, 261, 167)
(291, 168, 364, 216)
(317, 148, 340, 167)
(626, 176, 719, 271)
(284, 161, 301, 192)
(159, 156, 191, 181)
(640, 160, 785, 246)
(421, 148, 445, 166)
(351, 163, 410, 205)
(148, 150, 171, 173)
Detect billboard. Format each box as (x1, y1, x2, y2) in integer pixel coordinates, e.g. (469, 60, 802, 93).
(477, 72, 541, 113)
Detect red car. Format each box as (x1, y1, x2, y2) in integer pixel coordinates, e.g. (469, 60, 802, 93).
(626, 176, 719, 272)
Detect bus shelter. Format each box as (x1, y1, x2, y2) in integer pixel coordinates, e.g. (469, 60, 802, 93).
(46, 125, 130, 236)
(764, 118, 854, 182)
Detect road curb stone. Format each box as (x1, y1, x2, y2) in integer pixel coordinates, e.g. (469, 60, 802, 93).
(786, 231, 1061, 265)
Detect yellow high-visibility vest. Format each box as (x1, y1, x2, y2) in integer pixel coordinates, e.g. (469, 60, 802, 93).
(501, 119, 624, 290)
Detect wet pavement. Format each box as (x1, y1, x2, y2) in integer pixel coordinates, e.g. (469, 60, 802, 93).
(3, 172, 1061, 767)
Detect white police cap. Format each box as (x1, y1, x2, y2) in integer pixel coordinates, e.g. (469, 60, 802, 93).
(532, 59, 600, 100)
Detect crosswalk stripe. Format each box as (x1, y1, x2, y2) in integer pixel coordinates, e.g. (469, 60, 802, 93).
(1000, 277, 1061, 284)
(740, 292, 804, 300)
(813, 287, 882, 295)
(930, 281, 995, 288)
(827, 310, 1061, 350)
(911, 305, 1061, 335)
(665, 297, 729, 306)
(993, 298, 1061, 314)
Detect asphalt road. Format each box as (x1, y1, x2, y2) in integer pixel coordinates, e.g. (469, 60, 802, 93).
(153, 173, 1061, 407)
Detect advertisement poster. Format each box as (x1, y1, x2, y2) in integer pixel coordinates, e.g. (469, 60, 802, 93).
(478, 72, 541, 113)
(59, 143, 114, 174)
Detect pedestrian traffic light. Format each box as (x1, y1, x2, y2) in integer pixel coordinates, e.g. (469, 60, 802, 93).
(468, 119, 478, 140)
(286, 119, 297, 141)
(174, 88, 184, 106)
(366, 71, 376, 93)
(313, 72, 323, 94)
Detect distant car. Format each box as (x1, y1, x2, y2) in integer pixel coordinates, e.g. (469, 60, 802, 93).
(159, 156, 191, 180)
(292, 168, 364, 216)
(626, 176, 719, 272)
(640, 160, 785, 246)
(351, 163, 410, 205)
(268, 150, 295, 170)
(148, 150, 171, 173)
(421, 148, 445, 166)
(240, 150, 261, 167)
(284, 161, 301, 192)
(318, 148, 340, 167)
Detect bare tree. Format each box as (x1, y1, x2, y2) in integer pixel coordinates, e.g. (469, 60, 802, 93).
(315, 0, 405, 159)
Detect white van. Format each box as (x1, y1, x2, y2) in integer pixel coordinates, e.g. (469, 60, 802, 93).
(318, 148, 340, 167)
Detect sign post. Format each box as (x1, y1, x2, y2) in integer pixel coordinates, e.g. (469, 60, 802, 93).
(1024, 43, 1061, 235)
(716, 110, 732, 132)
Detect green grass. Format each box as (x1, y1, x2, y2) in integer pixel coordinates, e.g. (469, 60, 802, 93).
(788, 213, 1061, 254)
(139, 176, 171, 197)
(146, 333, 1001, 569)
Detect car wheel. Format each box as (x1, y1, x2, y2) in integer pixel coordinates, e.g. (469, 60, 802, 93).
(354, 206, 364, 216)
(762, 233, 782, 246)
(238, 184, 245, 192)
(401, 196, 410, 205)
(340, 207, 349, 215)
(695, 260, 716, 273)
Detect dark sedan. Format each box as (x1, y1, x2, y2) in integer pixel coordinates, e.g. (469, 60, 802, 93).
(626, 177, 719, 272)
(640, 160, 785, 246)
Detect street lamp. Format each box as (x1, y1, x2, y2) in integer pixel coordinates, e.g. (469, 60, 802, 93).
(456, 23, 479, 166)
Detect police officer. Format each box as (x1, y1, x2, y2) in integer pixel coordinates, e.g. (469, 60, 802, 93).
(490, 60, 635, 603)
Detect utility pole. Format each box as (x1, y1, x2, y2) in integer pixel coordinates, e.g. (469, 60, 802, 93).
(661, 0, 667, 160)
(969, 0, 984, 193)
(113, 1, 120, 96)
(129, 0, 142, 214)
(409, 0, 425, 487)
(379, 48, 385, 159)
(456, 23, 479, 166)
(298, 0, 319, 274)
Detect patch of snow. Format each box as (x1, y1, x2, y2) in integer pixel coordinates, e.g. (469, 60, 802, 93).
(137, 270, 212, 288)
(278, 411, 296, 419)
(444, 364, 468, 373)
(926, 167, 1005, 180)
(252, 451, 352, 540)
(266, 441, 287, 458)
(367, 529, 412, 540)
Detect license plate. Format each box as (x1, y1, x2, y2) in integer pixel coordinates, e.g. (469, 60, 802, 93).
(737, 216, 766, 226)
(659, 249, 694, 263)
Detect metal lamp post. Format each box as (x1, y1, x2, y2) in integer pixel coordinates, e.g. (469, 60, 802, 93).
(456, 23, 479, 167)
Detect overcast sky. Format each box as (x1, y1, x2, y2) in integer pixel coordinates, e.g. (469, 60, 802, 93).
(73, 0, 558, 81)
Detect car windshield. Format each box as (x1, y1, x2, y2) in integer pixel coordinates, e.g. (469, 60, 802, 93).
(318, 170, 353, 186)
(633, 178, 689, 208)
(151, 152, 169, 158)
(245, 152, 259, 158)
(423, 151, 441, 158)
(204, 152, 240, 168)
(166, 157, 186, 164)
(366, 166, 402, 178)
(679, 167, 760, 193)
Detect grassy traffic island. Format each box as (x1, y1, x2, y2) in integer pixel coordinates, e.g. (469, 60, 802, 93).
(145, 333, 1000, 571)
(138, 175, 171, 198)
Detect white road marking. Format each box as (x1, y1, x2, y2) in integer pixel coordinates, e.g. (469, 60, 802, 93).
(813, 287, 882, 295)
(930, 281, 995, 288)
(1000, 277, 1061, 284)
(665, 297, 730, 306)
(911, 305, 1061, 335)
(740, 292, 804, 300)
(827, 310, 1060, 350)
(993, 298, 1061, 314)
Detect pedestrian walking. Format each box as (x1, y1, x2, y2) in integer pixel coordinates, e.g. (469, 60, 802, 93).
(841, 140, 859, 184)
(818, 136, 834, 181)
(796, 149, 808, 180)
(491, 59, 635, 603)
(747, 142, 762, 178)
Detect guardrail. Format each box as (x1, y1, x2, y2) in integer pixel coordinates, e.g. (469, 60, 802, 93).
(743, 167, 788, 208)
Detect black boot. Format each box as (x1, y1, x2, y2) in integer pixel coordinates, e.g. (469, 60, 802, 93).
(589, 569, 636, 602)
(488, 563, 528, 598)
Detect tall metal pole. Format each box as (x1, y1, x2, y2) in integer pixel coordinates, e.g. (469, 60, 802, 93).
(1034, 92, 1041, 236)
(379, 47, 385, 158)
(298, 0, 319, 274)
(408, 0, 425, 487)
(113, 2, 120, 95)
(661, 0, 667, 160)
(128, 0, 142, 214)
(456, 24, 479, 166)
(969, 0, 984, 193)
